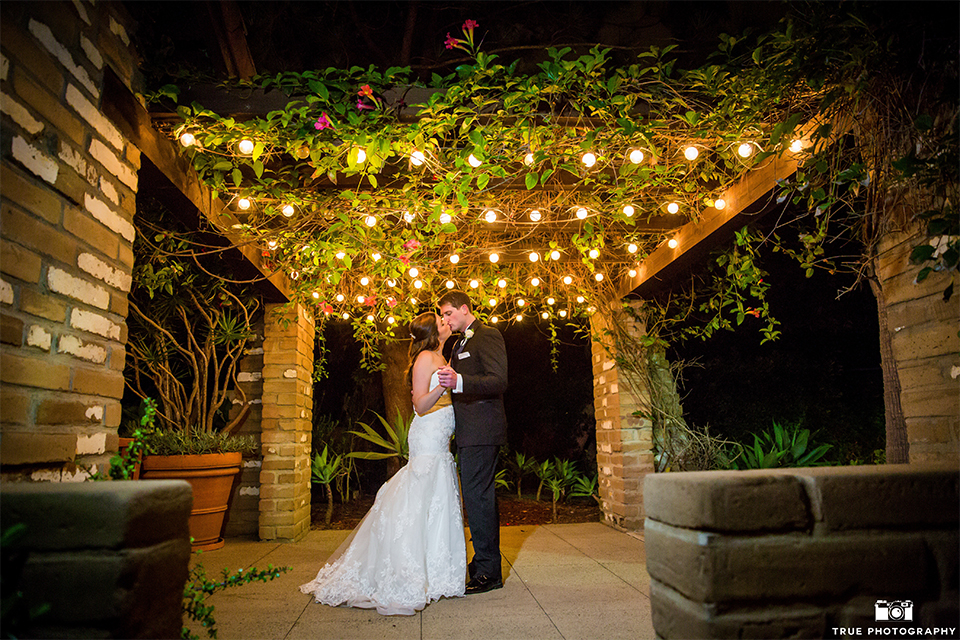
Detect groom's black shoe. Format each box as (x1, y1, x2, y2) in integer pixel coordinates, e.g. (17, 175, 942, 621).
(465, 574, 503, 594)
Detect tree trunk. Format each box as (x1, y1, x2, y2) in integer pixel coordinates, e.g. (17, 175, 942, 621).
(868, 274, 909, 463)
(381, 338, 413, 431)
(324, 483, 333, 525)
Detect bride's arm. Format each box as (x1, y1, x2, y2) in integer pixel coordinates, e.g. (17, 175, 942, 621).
(412, 353, 446, 416)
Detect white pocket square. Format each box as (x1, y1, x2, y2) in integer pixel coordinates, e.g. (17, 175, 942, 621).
(458, 351, 471, 359)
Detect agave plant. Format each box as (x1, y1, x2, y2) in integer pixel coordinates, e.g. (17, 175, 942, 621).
(569, 473, 601, 506)
(311, 444, 346, 525)
(348, 411, 412, 464)
(735, 420, 833, 469)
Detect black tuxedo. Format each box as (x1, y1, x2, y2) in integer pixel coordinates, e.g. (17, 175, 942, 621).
(450, 320, 508, 581)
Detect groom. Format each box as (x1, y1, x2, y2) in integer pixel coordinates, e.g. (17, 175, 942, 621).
(436, 290, 508, 594)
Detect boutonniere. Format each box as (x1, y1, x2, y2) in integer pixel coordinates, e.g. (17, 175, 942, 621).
(463, 328, 475, 342)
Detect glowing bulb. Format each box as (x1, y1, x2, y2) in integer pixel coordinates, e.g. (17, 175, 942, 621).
(489, 252, 499, 263)
(668, 238, 679, 249)
(356, 148, 367, 163)
(541, 311, 549, 319)
(576, 207, 588, 220)
(387, 316, 395, 324)
(627, 243, 638, 254)
(409, 267, 419, 278)
(366, 314, 374, 322)
(450, 254, 460, 264)
(529, 210, 541, 222)
(238, 198, 252, 210)
(445, 280, 455, 289)
(737, 142, 753, 158)
(563, 276, 573, 285)
(629, 149, 644, 164)
(516, 314, 523, 322)
(524, 152, 535, 166)
(281, 204, 295, 217)
(497, 279, 507, 288)
(238, 139, 254, 155)
(517, 299, 526, 307)
(267, 239, 277, 250)
(550, 250, 561, 261)
(336, 294, 345, 302)
(469, 279, 479, 288)
(559, 310, 567, 318)
(589, 248, 600, 259)
(179, 132, 196, 147)
(489, 298, 497, 306)
(581, 152, 597, 168)
(439, 213, 452, 224)
(547, 297, 555, 305)
(789, 139, 803, 153)
(714, 198, 726, 210)
(529, 252, 540, 262)
(387, 279, 397, 287)
(365, 215, 377, 227)
(684, 146, 699, 161)
(622, 204, 635, 217)
(484, 209, 497, 223)
(371, 252, 381, 261)
(531, 278, 540, 287)
(577, 296, 585, 303)
(357, 295, 365, 303)
(491, 316, 499, 323)
(628, 268, 637, 278)
(410, 150, 426, 166)
(414, 279, 423, 289)
(289, 270, 299, 280)
(410, 297, 418, 305)
(336, 251, 345, 259)
(595, 272, 604, 282)
(312, 291, 320, 299)
(403, 210, 416, 223)
(667, 202, 680, 214)
(468, 154, 482, 168)
(342, 312, 349, 319)
(360, 276, 369, 286)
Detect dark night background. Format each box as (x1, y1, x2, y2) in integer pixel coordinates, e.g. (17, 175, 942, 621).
(127, 1, 896, 473)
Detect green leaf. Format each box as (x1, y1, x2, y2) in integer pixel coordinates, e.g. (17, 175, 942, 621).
(253, 160, 264, 179)
(213, 161, 234, 172)
(909, 244, 935, 264)
(231, 168, 242, 187)
(525, 173, 538, 190)
(477, 173, 490, 190)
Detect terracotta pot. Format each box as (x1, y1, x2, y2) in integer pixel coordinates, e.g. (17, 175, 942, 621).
(140, 451, 242, 551)
(117, 437, 142, 480)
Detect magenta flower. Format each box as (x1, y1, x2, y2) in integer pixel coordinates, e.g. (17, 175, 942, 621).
(463, 19, 479, 31)
(444, 32, 462, 50)
(314, 112, 334, 130)
(357, 84, 374, 98)
(387, 297, 398, 308)
(403, 239, 422, 251)
(321, 303, 334, 314)
(363, 296, 377, 307)
(399, 254, 411, 266)
(356, 98, 375, 111)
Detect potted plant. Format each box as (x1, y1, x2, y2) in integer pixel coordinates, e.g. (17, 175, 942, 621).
(125, 198, 261, 550)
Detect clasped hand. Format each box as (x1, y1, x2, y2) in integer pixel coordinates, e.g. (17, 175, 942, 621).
(436, 366, 457, 389)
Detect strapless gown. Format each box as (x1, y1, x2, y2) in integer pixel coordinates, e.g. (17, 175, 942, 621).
(299, 371, 466, 615)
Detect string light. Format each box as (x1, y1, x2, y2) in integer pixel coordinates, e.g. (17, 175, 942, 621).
(445, 280, 455, 289)
(410, 297, 418, 305)
(336, 251, 345, 259)
(594, 272, 604, 281)
(541, 311, 549, 319)
(491, 316, 499, 323)
(629, 149, 644, 164)
(450, 254, 460, 264)
(517, 299, 526, 307)
(342, 312, 350, 319)
(356, 295, 365, 303)
(627, 243, 638, 254)
(267, 239, 277, 249)
(410, 150, 426, 166)
(387, 279, 397, 287)
(576, 207, 588, 220)
(581, 152, 597, 168)
(547, 297, 555, 305)
(439, 213, 452, 224)
(488, 298, 497, 306)
(559, 309, 567, 318)
(470, 279, 480, 288)
(238, 197, 254, 211)
(622, 204, 635, 217)
(179, 132, 196, 147)
(409, 267, 419, 277)
(516, 314, 523, 322)
(668, 238, 679, 249)
(281, 204, 295, 217)
(413, 279, 423, 289)
(336, 294, 345, 302)
(238, 139, 254, 155)
(489, 252, 500, 263)
(356, 148, 367, 163)
(588, 248, 600, 259)
(529, 210, 541, 222)
(628, 268, 637, 278)
(403, 211, 416, 223)
(576, 296, 585, 303)
(365, 215, 377, 227)
(387, 316, 395, 324)
(366, 314, 374, 322)
(789, 139, 803, 153)
(360, 276, 370, 286)
(563, 275, 573, 285)
(371, 252, 381, 261)
(530, 277, 540, 287)
(737, 142, 753, 158)
(667, 202, 680, 214)
(290, 270, 299, 280)
(529, 252, 540, 262)
(484, 209, 497, 223)
(684, 146, 699, 161)
(468, 154, 482, 168)
(524, 152, 535, 166)
(714, 198, 727, 210)
(550, 250, 561, 261)
(497, 279, 507, 288)
(312, 291, 320, 299)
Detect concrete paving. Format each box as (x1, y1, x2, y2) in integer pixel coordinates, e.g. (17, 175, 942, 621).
(186, 523, 655, 640)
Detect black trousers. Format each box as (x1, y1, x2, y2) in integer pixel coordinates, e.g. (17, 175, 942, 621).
(458, 444, 501, 580)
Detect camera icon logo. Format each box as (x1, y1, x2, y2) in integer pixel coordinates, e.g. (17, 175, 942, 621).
(875, 599, 914, 621)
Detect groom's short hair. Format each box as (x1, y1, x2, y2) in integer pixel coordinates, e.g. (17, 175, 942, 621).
(437, 290, 471, 311)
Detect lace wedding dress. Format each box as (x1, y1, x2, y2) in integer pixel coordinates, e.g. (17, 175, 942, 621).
(299, 371, 466, 615)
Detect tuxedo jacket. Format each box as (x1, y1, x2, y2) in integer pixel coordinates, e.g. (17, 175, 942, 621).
(449, 320, 508, 447)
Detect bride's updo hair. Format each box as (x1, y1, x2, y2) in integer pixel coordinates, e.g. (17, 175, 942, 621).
(407, 312, 440, 386)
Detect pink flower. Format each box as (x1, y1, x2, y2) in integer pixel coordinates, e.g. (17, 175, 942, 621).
(321, 303, 334, 314)
(356, 98, 375, 111)
(463, 19, 479, 31)
(357, 84, 374, 98)
(314, 112, 334, 130)
(363, 296, 377, 307)
(444, 32, 461, 50)
(399, 254, 411, 265)
(387, 297, 398, 308)
(403, 239, 421, 251)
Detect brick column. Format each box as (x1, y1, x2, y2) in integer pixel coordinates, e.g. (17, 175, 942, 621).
(589, 303, 655, 531)
(259, 303, 314, 542)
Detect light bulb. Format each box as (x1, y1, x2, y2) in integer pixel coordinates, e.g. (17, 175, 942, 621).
(789, 139, 803, 153)
(550, 250, 561, 261)
(491, 316, 499, 323)
(446, 280, 455, 289)
(289, 270, 299, 280)
(356, 148, 367, 163)
(581, 152, 597, 168)
(450, 254, 460, 264)
(489, 298, 497, 306)
(267, 239, 277, 250)
(470, 279, 479, 288)
(387, 316, 395, 324)
(365, 215, 377, 227)
(410, 297, 418, 305)
(484, 209, 497, 223)
(312, 291, 320, 299)
(714, 198, 726, 210)
(684, 146, 699, 161)
(563, 275, 573, 285)
(414, 279, 423, 289)
(342, 312, 349, 319)
(439, 213, 452, 224)
(559, 309, 567, 318)
(336, 251, 345, 259)
(589, 248, 600, 259)
(516, 314, 523, 322)
(541, 311, 549, 319)
(529, 210, 541, 222)
(468, 154, 482, 168)
(360, 276, 369, 286)
(628, 268, 637, 278)
(366, 315, 374, 322)
(517, 299, 526, 307)
(387, 279, 397, 287)
(489, 252, 499, 263)
(531, 277, 540, 287)
(410, 150, 425, 166)
(595, 272, 604, 282)
(667, 202, 680, 214)
(629, 149, 644, 164)
(529, 252, 540, 262)
(576, 207, 588, 220)
(622, 204, 635, 217)
(547, 297, 555, 305)
(371, 252, 381, 261)
(577, 296, 585, 303)
(498, 279, 507, 288)
(238, 198, 252, 210)
(668, 238, 679, 249)
(281, 204, 295, 217)
(737, 142, 753, 158)
(238, 139, 254, 155)
(403, 210, 416, 223)
(179, 132, 196, 147)
(357, 295, 365, 303)
(524, 152, 535, 166)
(409, 267, 419, 277)
(336, 294, 345, 302)
(628, 243, 638, 254)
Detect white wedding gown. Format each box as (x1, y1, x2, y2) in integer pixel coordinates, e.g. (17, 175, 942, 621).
(299, 371, 466, 615)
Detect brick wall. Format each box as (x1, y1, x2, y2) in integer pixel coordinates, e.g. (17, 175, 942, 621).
(1, 1, 140, 480)
(589, 304, 655, 531)
(645, 464, 960, 639)
(259, 303, 314, 542)
(876, 225, 959, 463)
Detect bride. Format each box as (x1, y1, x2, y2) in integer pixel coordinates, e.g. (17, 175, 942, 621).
(299, 312, 466, 615)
